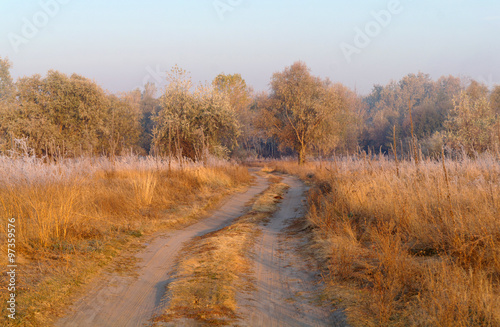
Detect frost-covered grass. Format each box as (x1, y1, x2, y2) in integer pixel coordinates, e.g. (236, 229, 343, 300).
(271, 153, 500, 326)
(0, 148, 250, 326)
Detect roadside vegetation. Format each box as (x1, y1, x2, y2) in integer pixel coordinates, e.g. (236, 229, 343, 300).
(270, 153, 500, 326)
(0, 152, 250, 326)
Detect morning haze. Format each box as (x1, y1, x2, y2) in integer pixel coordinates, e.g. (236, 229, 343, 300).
(1, 1, 500, 326)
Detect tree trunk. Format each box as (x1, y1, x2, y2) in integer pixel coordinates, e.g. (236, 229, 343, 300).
(298, 145, 306, 165)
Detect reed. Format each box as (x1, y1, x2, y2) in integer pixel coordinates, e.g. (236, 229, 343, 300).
(0, 154, 251, 326)
(270, 153, 500, 326)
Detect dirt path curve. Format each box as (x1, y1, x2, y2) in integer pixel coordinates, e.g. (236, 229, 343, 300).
(238, 175, 348, 327)
(55, 173, 268, 327)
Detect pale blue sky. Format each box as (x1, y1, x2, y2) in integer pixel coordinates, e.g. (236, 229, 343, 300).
(1, 0, 499, 95)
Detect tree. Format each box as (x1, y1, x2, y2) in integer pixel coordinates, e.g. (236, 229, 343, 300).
(252, 91, 287, 158)
(466, 80, 489, 100)
(262, 62, 342, 164)
(361, 73, 463, 155)
(5, 70, 109, 157)
(153, 66, 240, 160)
(445, 91, 497, 155)
(490, 85, 500, 115)
(212, 73, 255, 157)
(326, 83, 363, 153)
(104, 91, 142, 157)
(212, 73, 251, 113)
(0, 57, 14, 101)
(139, 83, 160, 154)
(0, 57, 15, 151)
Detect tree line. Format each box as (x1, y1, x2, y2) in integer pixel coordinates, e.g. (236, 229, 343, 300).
(1, 57, 499, 163)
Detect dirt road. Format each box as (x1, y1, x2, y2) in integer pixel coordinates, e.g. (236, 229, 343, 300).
(238, 175, 348, 327)
(56, 174, 268, 327)
(56, 173, 347, 327)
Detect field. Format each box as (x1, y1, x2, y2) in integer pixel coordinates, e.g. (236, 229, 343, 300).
(271, 153, 500, 326)
(1, 151, 500, 326)
(0, 154, 251, 326)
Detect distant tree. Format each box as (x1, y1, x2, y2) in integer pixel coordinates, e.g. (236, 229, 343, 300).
(0, 58, 15, 151)
(466, 80, 489, 100)
(361, 73, 463, 155)
(212, 73, 251, 113)
(490, 85, 500, 115)
(212, 73, 255, 157)
(4, 70, 109, 157)
(153, 66, 240, 160)
(364, 85, 383, 111)
(252, 91, 286, 158)
(261, 62, 343, 164)
(139, 82, 160, 154)
(445, 91, 497, 155)
(0, 57, 14, 101)
(434, 75, 463, 119)
(104, 91, 142, 156)
(323, 83, 363, 154)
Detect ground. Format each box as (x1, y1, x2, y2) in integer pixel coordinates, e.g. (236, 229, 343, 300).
(55, 172, 345, 327)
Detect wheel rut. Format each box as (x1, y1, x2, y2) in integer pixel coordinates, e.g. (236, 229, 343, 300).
(237, 175, 348, 327)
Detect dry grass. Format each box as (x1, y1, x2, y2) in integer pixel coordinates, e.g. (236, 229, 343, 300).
(270, 154, 500, 326)
(0, 155, 251, 326)
(155, 174, 288, 326)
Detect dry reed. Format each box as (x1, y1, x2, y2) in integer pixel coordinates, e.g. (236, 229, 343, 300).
(0, 154, 251, 326)
(271, 154, 500, 326)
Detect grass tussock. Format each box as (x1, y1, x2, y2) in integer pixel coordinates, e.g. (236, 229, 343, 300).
(270, 154, 500, 327)
(155, 174, 288, 326)
(0, 156, 251, 327)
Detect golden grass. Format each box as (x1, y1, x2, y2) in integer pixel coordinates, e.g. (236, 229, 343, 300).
(155, 174, 289, 326)
(270, 155, 500, 326)
(0, 161, 251, 326)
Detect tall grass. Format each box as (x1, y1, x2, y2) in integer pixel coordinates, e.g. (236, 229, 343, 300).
(271, 154, 500, 326)
(0, 153, 251, 326)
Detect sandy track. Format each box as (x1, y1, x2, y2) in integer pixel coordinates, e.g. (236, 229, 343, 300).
(238, 175, 348, 327)
(55, 173, 268, 327)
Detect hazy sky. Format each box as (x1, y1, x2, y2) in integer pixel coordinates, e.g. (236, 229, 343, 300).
(1, 0, 499, 95)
